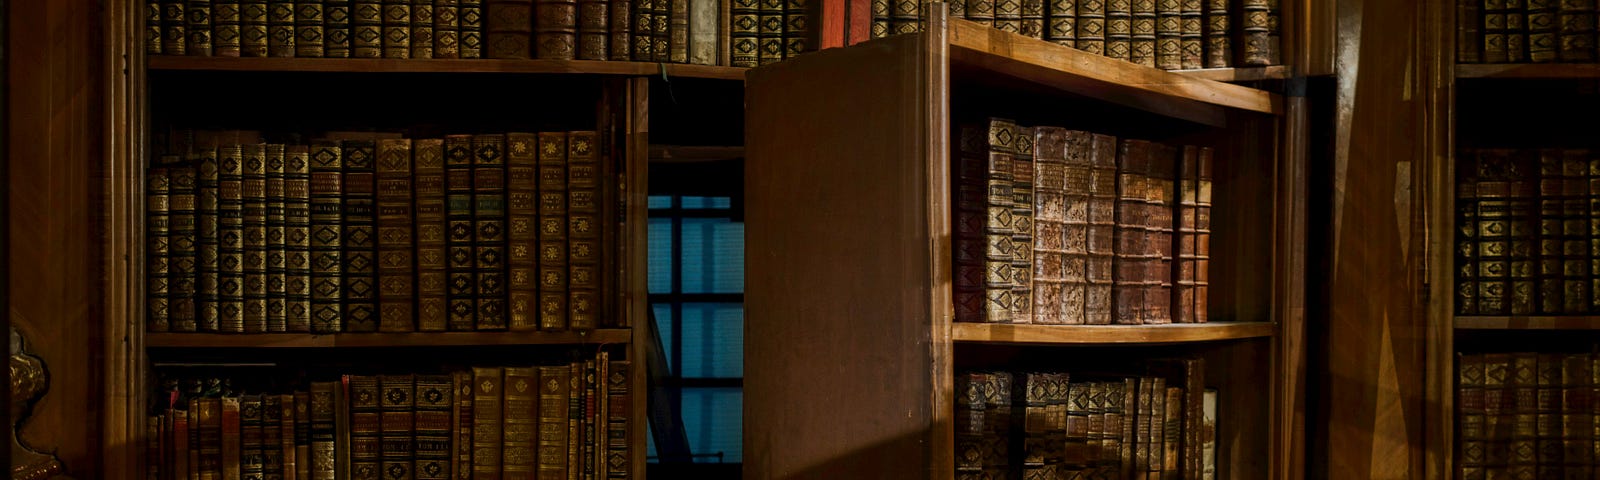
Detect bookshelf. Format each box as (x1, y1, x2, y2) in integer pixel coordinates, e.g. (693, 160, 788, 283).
(148, 55, 750, 80)
(144, 329, 633, 348)
(744, 10, 1303, 480)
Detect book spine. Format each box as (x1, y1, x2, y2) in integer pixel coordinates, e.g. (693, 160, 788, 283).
(473, 134, 509, 330)
(308, 141, 344, 333)
(197, 398, 219, 480)
(148, 0, 165, 54)
(605, 362, 629, 480)
(381, 375, 417, 480)
(1018, 0, 1044, 38)
(472, 367, 503, 480)
(294, 392, 310, 480)
(782, 0, 807, 57)
(1029, 127, 1070, 324)
(583, 359, 598, 480)
(454, 370, 475, 479)
(1510, 154, 1538, 315)
(353, 0, 384, 57)
(1508, 0, 1529, 61)
(1563, 149, 1591, 313)
(412, 376, 451, 480)
(1161, 386, 1182, 480)
(653, 0, 670, 61)
(1119, 377, 1137, 479)
(1083, 133, 1117, 324)
(326, 0, 353, 56)
(1485, 0, 1509, 62)
(1064, 382, 1093, 469)
(507, 133, 541, 331)
(567, 132, 601, 331)
(539, 132, 571, 331)
(1178, 0, 1199, 68)
(217, 0, 244, 56)
(1175, 146, 1199, 323)
(262, 395, 284, 480)
(1460, 150, 1480, 314)
(148, 163, 173, 332)
(435, 0, 461, 58)
(260, 0, 287, 56)
(445, 135, 477, 331)
(579, 0, 609, 59)
(1101, 382, 1125, 473)
(377, 139, 416, 332)
(871, 0, 888, 37)
(1130, 0, 1155, 67)
(149, 414, 165, 480)
(1590, 151, 1600, 312)
(503, 367, 538, 480)
(953, 372, 983, 475)
(461, 0, 484, 57)
(594, 354, 609, 480)
(1047, 0, 1076, 47)
(758, 0, 783, 64)
(729, 0, 756, 65)
(284, 146, 312, 332)
(1476, 151, 1510, 314)
(413, 0, 436, 57)
(1536, 354, 1563, 477)
(1558, 0, 1597, 62)
(349, 375, 382, 480)
(1104, 0, 1130, 60)
(982, 372, 1013, 478)
(189, 0, 216, 55)
(243, 144, 269, 334)
(537, 0, 580, 58)
(987, 120, 1019, 323)
(668, 0, 689, 62)
(1460, 0, 1484, 62)
(1193, 147, 1210, 322)
(487, 0, 534, 58)
(1510, 353, 1537, 479)
(633, 0, 655, 60)
(954, 124, 987, 324)
(1202, 0, 1226, 66)
(339, 379, 352, 480)
(279, 394, 297, 480)
(164, 0, 189, 55)
(1113, 139, 1148, 325)
(223, 396, 242, 480)
(1134, 377, 1153, 474)
(994, 0, 1021, 31)
(342, 140, 380, 332)
(1266, 0, 1281, 63)
(538, 365, 570, 480)
(1238, 0, 1269, 65)
(1149, 144, 1175, 325)
(295, 0, 325, 57)
(609, 0, 631, 59)
(220, 143, 247, 333)
(197, 143, 222, 332)
(1458, 335, 1485, 478)
(1529, 0, 1559, 60)
(265, 145, 287, 332)
(1155, 0, 1179, 69)
(1011, 128, 1036, 324)
(1561, 354, 1592, 476)
(308, 383, 335, 480)
(413, 139, 449, 331)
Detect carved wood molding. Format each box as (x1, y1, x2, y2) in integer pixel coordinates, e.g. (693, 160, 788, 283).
(11, 327, 70, 480)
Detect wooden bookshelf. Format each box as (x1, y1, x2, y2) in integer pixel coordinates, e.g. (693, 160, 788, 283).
(1455, 63, 1600, 79)
(1454, 316, 1600, 330)
(146, 329, 633, 348)
(1175, 66, 1293, 83)
(148, 55, 749, 81)
(951, 322, 1277, 345)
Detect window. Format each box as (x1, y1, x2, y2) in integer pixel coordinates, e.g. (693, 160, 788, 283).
(646, 194, 744, 464)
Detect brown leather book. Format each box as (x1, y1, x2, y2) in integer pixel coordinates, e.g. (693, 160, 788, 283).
(1175, 146, 1200, 323)
(279, 394, 297, 480)
(169, 153, 198, 332)
(782, 0, 807, 57)
(506, 133, 541, 331)
(445, 135, 477, 331)
(413, 139, 449, 331)
(1178, 0, 1199, 68)
(487, 0, 534, 58)
(1146, 143, 1175, 325)
(538, 366, 571, 480)
(349, 375, 383, 480)
(222, 396, 242, 480)
(870, 0, 888, 37)
(1063, 129, 1097, 325)
(163, 0, 188, 55)
(414, 375, 452, 480)
(605, 361, 630, 480)
(1589, 150, 1600, 312)
(1266, 0, 1280, 64)
(325, 0, 353, 56)
(472, 367, 504, 480)
(653, 0, 671, 61)
(1064, 381, 1094, 468)
(503, 367, 539, 480)
(410, 0, 435, 57)
(148, 162, 172, 332)
(461, 0, 484, 58)
(264, 145, 287, 333)
(1193, 147, 1211, 322)
(262, 0, 290, 56)
(1529, 0, 1559, 61)
(379, 1, 414, 57)
(1011, 127, 1036, 323)
(472, 134, 509, 330)
(148, 0, 164, 55)
(1047, 0, 1076, 47)
(1149, 358, 1203, 480)
(954, 372, 985, 475)
(888, 0, 920, 34)
(1475, 150, 1512, 315)
(376, 139, 415, 332)
(435, 0, 460, 58)
(1238, 0, 1269, 65)
(1485, 0, 1510, 62)
(198, 0, 223, 56)
(668, 0, 689, 62)
(1534, 353, 1562, 475)
(1020, 372, 1057, 477)
(608, 0, 631, 59)
(1458, 150, 1480, 315)
(352, 0, 384, 57)
(242, 143, 270, 334)
(1129, 0, 1155, 66)
(341, 140, 379, 332)
(1086, 133, 1118, 325)
(1507, 0, 1529, 62)
(1101, 381, 1125, 473)
(1030, 127, 1070, 324)
(216, 0, 243, 56)
(635, 0, 658, 61)
(1509, 353, 1537, 479)
(1160, 386, 1181, 480)
(452, 370, 475, 478)
(1104, 0, 1130, 59)
(1459, 0, 1483, 62)
(995, 0, 1022, 32)
(758, 0, 783, 64)
(1154, 0, 1179, 69)
(954, 124, 988, 324)
(969, 0, 997, 27)
(1459, 354, 1487, 480)
(980, 372, 1012, 478)
(1133, 377, 1156, 474)
(220, 142, 247, 333)
(196, 137, 223, 332)
(1202, 0, 1226, 66)
(577, 0, 608, 59)
(538, 132, 570, 331)
(1509, 152, 1538, 315)
(1113, 139, 1150, 324)
(1557, 0, 1596, 62)
(380, 375, 416, 480)
(1019, 0, 1045, 37)
(536, 0, 580, 58)
(1560, 354, 1591, 475)
(567, 132, 602, 331)
(308, 382, 336, 480)
(1561, 149, 1590, 313)
(262, 395, 284, 480)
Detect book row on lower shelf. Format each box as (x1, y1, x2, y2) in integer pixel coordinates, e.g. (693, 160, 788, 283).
(872, 0, 1282, 70)
(957, 118, 1213, 326)
(1455, 147, 1600, 316)
(147, 352, 630, 480)
(1455, 0, 1598, 64)
(1456, 351, 1600, 480)
(956, 358, 1214, 480)
(144, 0, 809, 66)
(146, 129, 618, 336)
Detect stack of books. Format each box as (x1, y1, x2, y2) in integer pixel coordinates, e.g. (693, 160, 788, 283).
(1456, 0, 1597, 64)
(1456, 352, 1600, 480)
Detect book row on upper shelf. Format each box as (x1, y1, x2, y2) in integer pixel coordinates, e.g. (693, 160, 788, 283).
(873, 0, 1282, 70)
(1455, 351, 1600, 480)
(1457, 0, 1599, 64)
(956, 357, 1214, 480)
(144, 0, 810, 66)
(1455, 148, 1600, 317)
(145, 129, 618, 336)
(957, 118, 1214, 326)
(147, 350, 630, 480)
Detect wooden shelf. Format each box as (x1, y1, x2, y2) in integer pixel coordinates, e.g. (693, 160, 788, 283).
(945, 17, 1283, 124)
(1174, 66, 1291, 82)
(145, 329, 631, 348)
(147, 55, 748, 81)
(1455, 316, 1600, 330)
(951, 322, 1277, 345)
(1455, 63, 1600, 79)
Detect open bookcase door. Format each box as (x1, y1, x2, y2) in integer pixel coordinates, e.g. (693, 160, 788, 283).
(644, 301, 693, 462)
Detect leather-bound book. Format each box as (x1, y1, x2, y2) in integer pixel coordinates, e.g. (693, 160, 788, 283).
(503, 367, 538, 480)
(886, 0, 917, 34)
(566, 362, 582, 479)
(308, 141, 343, 333)
(1589, 151, 1600, 312)
(608, 0, 631, 59)
(472, 367, 503, 480)
(411, 139, 447, 332)
(536, 0, 579, 59)
(1160, 386, 1182, 480)
(758, 0, 784, 63)
(1238, 0, 1269, 65)
(170, 153, 197, 333)
(487, 0, 533, 58)
(538, 366, 570, 480)
(265, 145, 287, 333)
(1103, 0, 1128, 59)
(348, 376, 382, 480)
(605, 362, 629, 479)
(1020, 0, 1045, 38)
(1265, 0, 1280, 63)
(1509, 354, 1538, 479)
(341, 140, 379, 332)
(445, 135, 477, 331)
(1010, 128, 1036, 323)
(1018, 373, 1054, 477)
(295, 0, 324, 56)
(1460, 0, 1483, 62)
(1060, 130, 1094, 325)
(1561, 354, 1591, 474)
(994, 0, 1021, 32)
(376, 139, 415, 332)
(1485, 0, 1510, 62)
(1029, 127, 1069, 324)
(1457, 149, 1480, 315)
(1149, 358, 1203, 480)
(380, 375, 416, 480)
(1113, 139, 1149, 324)
(1507, 0, 1529, 61)
(243, 143, 270, 334)
(262, 395, 284, 480)
(1144, 144, 1174, 325)
(636, 0, 658, 61)
(1460, 354, 1487, 480)
(148, 0, 164, 54)
(668, 0, 689, 62)
(870, 0, 888, 37)
(506, 133, 540, 331)
(280, 394, 298, 480)
(577, 0, 608, 59)
(1065, 381, 1095, 469)
(453, 370, 475, 478)
(413, 376, 452, 480)
(1475, 150, 1510, 314)
(241, 0, 270, 55)
(1529, 0, 1559, 60)
(196, 138, 222, 332)
(461, 0, 484, 57)
(987, 120, 1020, 324)
(220, 396, 242, 480)
(284, 146, 312, 332)
(1178, 0, 1199, 68)
(1509, 152, 1537, 315)
(1133, 377, 1157, 474)
(567, 132, 601, 331)
(1535, 354, 1563, 476)
(1562, 149, 1590, 313)
(728, 0, 755, 64)
(214, 0, 243, 56)
(783, 0, 807, 57)
(954, 372, 985, 476)
(190, 0, 216, 55)
(981, 372, 1013, 479)
(220, 142, 247, 333)
(1047, 0, 1076, 47)
(308, 383, 336, 480)
(412, 0, 435, 57)
(1118, 377, 1136, 479)
(1154, 0, 1178, 69)
(653, 0, 671, 61)
(1174, 146, 1199, 322)
(164, 0, 188, 54)
(199, 398, 223, 480)
(1101, 382, 1125, 474)
(1129, 0, 1155, 66)
(538, 133, 570, 331)
(1085, 133, 1118, 324)
(970, 0, 996, 26)
(352, 0, 384, 57)
(148, 162, 172, 332)
(325, 0, 352, 56)
(1558, 0, 1596, 61)
(1202, 0, 1226, 66)
(472, 134, 508, 330)
(435, 0, 460, 58)
(954, 125, 987, 324)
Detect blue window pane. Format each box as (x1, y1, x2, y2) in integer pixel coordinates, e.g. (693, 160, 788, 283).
(680, 196, 732, 209)
(648, 195, 673, 209)
(680, 219, 744, 294)
(651, 303, 674, 369)
(648, 218, 673, 294)
(678, 303, 742, 378)
(682, 387, 742, 463)
(647, 424, 658, 462)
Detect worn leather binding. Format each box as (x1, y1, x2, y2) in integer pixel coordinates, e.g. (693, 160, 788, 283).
(242, 143, 271, 334)
(352, 0, 384, 56)
(220, 142, 248, 333)
(1475, 149, 1512, 314)
(1063, 129, 1098, 325)
(1175, 146, 1201, 323)
(472, 134, 509, 330)
(265, 144, 288, 332)
(1561, 149, 1590, 313)
(219, 0, 244, 56)
(653, 0, 671, 61)
(461, 0, 484, 58)
(163, 0, 189, 55)
(196, 139, 223, 332)
(1086, 133, 1119, 324)
(284, 145, 312, 332)
(1146, 142, 1175, 325)
(1193, 146, 1211, 323)
(148, 0, 164, 54)
(730, 0, 757, 65)
(412, 0, 435, 57)
(783, 0, 808, 56)
(413, 139, 449, 331)
(758, 0, 784, 63)
(1265, 0, 1280, 64)
(1011, 128, 1036, 322)
(444, 135, 477, 331)
(1129, 0, 1155, 66)
(1102, 0, 1128, 59)
(341, 140, 380, 332)
(252, 0, 281, 56)
(1101, 381, 1126, 476)
(308, 141, 345, 333)
(1457, 149, 1480, 315)
(469, 367, 503, 479)
(871, 0, 889, 37)
(502, 367, 538, 480)
(381, 0, 413, 59)
(413, 375, 453, 480)
(452, 370, 475, 478)
(578, 0, 609, 59)
(538, 366, 571, 480)
(1508, 0, 1530, 62)
(379, 374, 416, 480)
(606, 361, 631, 479)
(324, 0, 352, 56)
(567, 132, 602, 331)
(955, 124, 990, 324)
(435, 0, 461, 58)
(1561, 354, 1592, 476)
(1149, 358, 1203, 480)
(1238, 0, 1269, 65)
(1558, 0, 1597, 62)
(1112, 139, 1149, 324)
(1030, 127, 1070, 324)
(192, 0, 217, 56)
(609, 0, 632, 59)
(1047, 0, 1076, 47)
(889, 0, 920, 33)
(506, 133, 541, 331)
(148, 162, 173, 332)
(376, 139, 416, 332)
(1155, 0, 1179, 69)
(537, 132, 570, 331)
(486, 0, 533, 58)
(668, 0, 690, 62)
(1178, 0, 1200, 68)
(1202, 0, 1227, 66)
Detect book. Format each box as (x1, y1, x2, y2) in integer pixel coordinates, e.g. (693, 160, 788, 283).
(668, 0, 690, 62)
(1047, 0, 1076, 47)
(342, 140, 380, 332)
(1020, 0, 1045, 38)
(730, 0, 757, 65)
(325, 0, 352, 56)
(1486, 0, 1510, 62)
(758, 0, 784, 64)
(472, 367, 503, 480)
(982, 372, 1013, 478)
(538, 132, 570, 331)
(295, 391, 312, 480)
(190, 0, 216, 55)
(1086, 133, 1118, 325)
(164, 0, 188, 55)
(169, 152, 199, 331)
(265, 144, 288, 333)
(1149, 358, 1203, 480)
(381, 374, 416, 480)
(445, 135, 477, 330)
(1146, 143, 1175, 325)
(263, 0, 291, 56)
(148, 162, 172, 332)
(539, 365, 571, 480)
(1530, 0, 1559, 61)
(1510, 353, 1537, 479)
(486, 0, 533, 57)
(1030, 127, 1071, 324)
(567, 132, 601, 331)
(1102, 381, 1125, 475)
(1536, 354, 1563, 475)
(1202, 0, 1226, 67)
(435, 0, 461, 58)
(1562, 149, 1590, 313)
(1558, 0, 1597, 61)
(279, 394, 297, 480)
(1561, 354, 1592, 475)
(1508, 0, 1529, 62)
(412, 0, 435, 57)
(381, 0, 414, 58)
(870, 0, 889, 37)
(1105, 0, 1130, 59)
(955, 372, 985, 475)
(1113, 139, 1150, 324)
(1129, 0, 1155, 66)
(262, 395, 284, 480)
(609, 0, 631, 59)
(1459, 152, 1480, 312)
(995, 0, 1021, 32)
(1265, 0, 1280, 64)
(243, 143, 270, 334)
(473, 134, 509, 330)
(309, 382, 337, 480)
(782, 0, 806, 56)
(1178, 0, 1199, 68)
(1154, 0, 1179, 69)
(413, 139, 449, 331)
(414, 375, 452, 480)
(214, 0, 243, 56)
(353, 0, 384, 57)
(954, 125, 988, 324)
(504, 367, 539, 479)
(1238, 0, 1269, 65)
(223, 396, 243, 480)
(1200, 388, 1216, 480)
(537, 0, 580, 58)
(349, 375, 382, 480)
(578, 0, 609, 59)
(308, 141, 344, 333)
(1460, 0, 1483, 62)
(1161, 386, 1182, 480)
(284, 145, 313, 332)
(653, 0, 670, 61)
(148, 0, 164, 54)
(1476, 150, 1511, 314)
(1590, 150, 1600, 312)
(633, 0, 656, 60)
(971, 0, 996, 27)
(292, 0, 323, 57)
(1011, 127, 1036, 323)
(377, 139, 416, 332)
(461, 0, 484, 57)
(1509, 153, 1538, 315)
(197, 140, 223, 332)
(1064, 380, 1093, 469)
(220, 142, 247, 333)
(505, 133, 540, 331)
(200, 398, 223, 479)
(1175, 146, 1200, 322)
(605, 362, 629, 479)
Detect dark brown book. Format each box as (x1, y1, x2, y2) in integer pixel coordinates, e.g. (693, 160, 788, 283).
(564, 362, 580, 480)
(1129, 0, 1155, 66)
(280, 394, 298, 480)
(503, 367, 538, 480)
(1154, 0, 1179, 69)
(220, 142, 247, 333)
(1485, 0, 1510, 62)
(308, 141, 343, 333)
(986, 119, 1019, 324)
(263, 395, 284, 480)
(1507, 0, 1529, 61)
(1238, 0, 1269, 65)
(148, 0, 164, 54)
(1530, 0, 1559, 60)
(1146, 143, 1175, 325)
(605, 361, 630, 480)
(1458, 150, 1480, 316)
(1588, 150, 1600, 312)
(1460, 0, 1483, 62)
(435, 0, 461, 58)
(1160, 386, 1181, 480)
(783, 0, 808, 57)
(1030, 127, 1070, 324)
(994, 0, 1022, 32)
(577, 0, 608, 59)
(608, 0, 631, 59)
(445, 135, 477, 331)
(1101, 381, 1125, 473)
(506, 133, 540, 331)
(1018, 0, 1044, 37)
(352, 0, 384, 57)
(1104, 0, 1130, 59)
(955, 372, 985, 475)
(1509, 153, 1537, 315)
(325, 0, 352, 56)
(887, 0, 919, 35)
(412, 0, 435, 57)
(1175, 146, 1199, 322)
(413, 139, 448, 332)
(342, 140, 379, 332)
(196, 138, 223, 332)
(1460, 354, 1487, 480)
(1561, 354, 1592, 475)
(1509, 353, 1537, 479)
(538, 132, 570, 331)
(757, 0, 783, 64)
(1535, 354, 1563, 476)
(243, 143, 270, 334)
(1069, 130, 1100, 325)
(222, 396, 243, 480)
(870, 0, 888, 37)
(1113, 139, 1150, 324)
(1017, 373, 1055, 477)
(1475, 150, 1511, 314)
(376, 139, 415, 332)
(1265, 0, 1280, 64)
(1065, 381, 1095, 468)
(194, 0, 220, 55)
(349, 375, 382, 480)
(954, 125, 987, 324)
(308, 382, 336, 480)
(414, 375, 452, 480)
(263, 0, 291, 56)
(726, 0, 753, 64)
(471, 135, 508, 330)
(652, 0, 670, 61)
(452, 370, 475, 478)
(1202, 0, 1226, 66)
(284, 145, 312, 332)
(1011, 127, 1036, 323)
(380, 375, 416, 480)
(264, 144, 287, 333)
(163, 0, 188, 55)
(538, 366, 570, 480)
(1178, 0, 1199, 68)
(567, 131, 601, 331)
(635, 0, 658, 61)
(461, 0, 484, 57)
(1558, 0, 1597, 62)
(169, 153, 198, 331)
(536, 0, 579, 58)
(199, 398, 223, 480)
(1133, 377, 1156, 474)
(970, 0, 997, 27)
(1047, 0, 1076, 47)
(1562, 149, 1590, 313)
(148, 162, 173, 332)
(291, 0, 323, 57)
(667, 0, 689, 62)
(472, 367, 503, 480)
(1149, 358, 1203, 480)
(487, 0, 533, 58)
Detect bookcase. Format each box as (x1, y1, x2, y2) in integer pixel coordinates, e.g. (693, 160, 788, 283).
(743, 8, 1304, 479)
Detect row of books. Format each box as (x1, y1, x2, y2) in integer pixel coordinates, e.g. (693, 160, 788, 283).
(955, 358, 1215, 480)
(145, 129, 615, 335)
(1455, 148, 1600, 316)
(871, 0, 1282, 70)
(143, 0, 810, 65)
(146, 354, 631, 480)
(1456, 0, 1598, 64)
(955, 118, 1214, 325)
(1457, 352, 1600, 480)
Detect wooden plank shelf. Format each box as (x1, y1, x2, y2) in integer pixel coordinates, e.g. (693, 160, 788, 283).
(145, 329, 632, 348)
(1455, 316, 1600, 330)
(1175, 66, 1291, 82)
(951, 322, 1277, 345)
(1455, 63, 1600, 79)
(147, 55, 749, 81)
